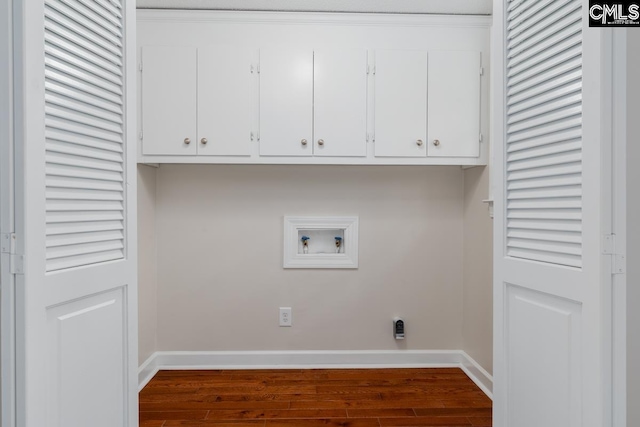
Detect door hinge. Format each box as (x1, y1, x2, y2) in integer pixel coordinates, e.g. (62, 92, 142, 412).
(479, 133, 484, 143)
(603, 234, 626, 275)
(139, 62, 142, 72)
(372, 66, 376, 75)
(1, 233, 24, 275)
(480, 67, 484, 76)
(139, 131, 143, 140)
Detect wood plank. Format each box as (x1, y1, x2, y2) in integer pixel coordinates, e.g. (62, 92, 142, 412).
(139, 368, 492, 426)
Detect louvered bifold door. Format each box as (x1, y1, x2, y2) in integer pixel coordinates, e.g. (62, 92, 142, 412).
(505, 0, 583, 268)
(44, 0, 125, 272)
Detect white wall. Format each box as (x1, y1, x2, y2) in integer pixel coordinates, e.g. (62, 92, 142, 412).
(153, 165, 466, 351)
(627, 29, 640, 427)
(137, 165, 158, 365)
(462, 165, 492, 374)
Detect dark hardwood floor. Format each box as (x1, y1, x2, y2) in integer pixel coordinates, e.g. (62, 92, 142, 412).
(139, 368, 492, 427)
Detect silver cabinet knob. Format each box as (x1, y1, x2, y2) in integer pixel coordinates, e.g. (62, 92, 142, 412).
(184, 138, 191, 145)
(201, 138, 208, 145)
(301, 139, 308, 146)
(416, 139, 424, 147)
(317, 139, 325, 146)
(433, 139, 441, 147)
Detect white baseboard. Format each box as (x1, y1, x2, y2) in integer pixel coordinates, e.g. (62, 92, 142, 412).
(138, 349, 493, 398)
(138, 353, 159, 392)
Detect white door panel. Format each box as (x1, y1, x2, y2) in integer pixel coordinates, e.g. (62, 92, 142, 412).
(506, 285, 581, 427)
(427, 51, 480, 158)
(46, 289, 126, 427)
(16, 0, 139, 425)
(198, 47, 255, 156)
(259, 49, 313, 156)
(142, 46, 197, 155)
(374, 50, 427, 157)
(493, 1, 610, 427)
(313, 49, 367, 157)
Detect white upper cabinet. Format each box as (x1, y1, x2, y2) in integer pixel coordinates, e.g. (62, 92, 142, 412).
(259, 49, 314, 157)
(142, 46, 197, 155)
(427, 51, 481, 158)
(137, 12, 490, 165)
(374, 50, 428, 157)
(313, 49, 368, 157)
(197, 47, 255, 156)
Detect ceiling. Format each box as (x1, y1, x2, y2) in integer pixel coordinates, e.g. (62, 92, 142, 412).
(136, 0, 493, 15)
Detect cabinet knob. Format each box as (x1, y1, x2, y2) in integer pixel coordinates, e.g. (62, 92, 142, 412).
(201, 138, 208, 145)
(184, 138, 191, 145)
(433, 139, 440, 147)
(301, 139, 308, 146)
(317, 139, 324, 146)
(416, 139, 424, 147)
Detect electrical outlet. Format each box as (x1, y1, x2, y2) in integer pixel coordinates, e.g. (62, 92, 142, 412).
(279, 307, 292, 327)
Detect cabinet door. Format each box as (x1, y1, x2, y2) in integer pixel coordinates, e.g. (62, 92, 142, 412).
(197, 47, 255, 156)
(374, 50, 427, 157)
(259, 49, 313, 156)
(427, 51, 481, 157)
(313, 49, 368, 157)
(142, 46, 197, 155)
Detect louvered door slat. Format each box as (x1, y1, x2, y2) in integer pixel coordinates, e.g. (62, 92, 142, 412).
(508, 0, 578, 46)
(46, 163, 123, 182)
(45, 32, 122, 77)
(507, 33, 580, 77)
(508, 13, 580, 59)
(45, 56, 122, 95)
(46, 117, 123, 143)
(45, 69, 123, 105)
(47, 221, 124, 235)
(46, 94, 123, 125)
(507, 81, 581, 115)
(95, 0, 122, 18)
(508, 218, 582, 232)
(75, 0, 122, 28)
(57, 0, 123, 39)
(47, 211, 124, 223)
(47, 230, 124, 248)
(507, 140, 581, 162)
(508, 128, 581, 152)
(45, 105, 123, 134)
(47, 200, 123, 212)
(45, 81, 123, 114)
(45, 0, 125, 272)
(505, 0, 582, 268)
(46, 2, 122, 52)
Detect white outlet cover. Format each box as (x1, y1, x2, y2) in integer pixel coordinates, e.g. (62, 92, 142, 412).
(279, 307, 292, 327)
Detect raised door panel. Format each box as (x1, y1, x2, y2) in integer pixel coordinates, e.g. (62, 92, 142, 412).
(427, 51, 481, 157)
(313, 49, 367, 157)
(259, 49, 313, 157)
(142, 46, 196, 155)
(505, 285, 581, 427)
(46, 289, 126, 427)
(197, 47, 255, 156)
(374, 50, 427, 158)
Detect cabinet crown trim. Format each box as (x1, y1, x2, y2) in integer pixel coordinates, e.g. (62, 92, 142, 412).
(137, 10, 492, 28)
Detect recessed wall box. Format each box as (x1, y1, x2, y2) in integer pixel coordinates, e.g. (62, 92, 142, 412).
(284, 216, 358, 269)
